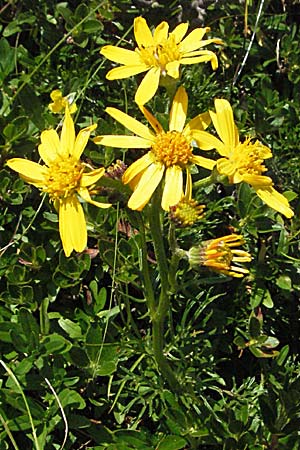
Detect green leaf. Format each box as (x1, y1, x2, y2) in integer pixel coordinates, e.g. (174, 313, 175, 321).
(156, 435, 188, 450)
(59, 388, 86, 409)
(42, 333, 72, 354)
(276, 275, 292, 291)
(58, 318, 83, 339)
(249, 317, 261, 339)
(0, 38, 15, 83)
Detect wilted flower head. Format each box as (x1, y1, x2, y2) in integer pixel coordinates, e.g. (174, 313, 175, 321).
(101, 16, 222, 105)
(188, 234, 252, 278)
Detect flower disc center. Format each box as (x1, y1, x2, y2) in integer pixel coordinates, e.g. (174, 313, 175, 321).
(151, 131, 192, 168)
(138, 36, 180, 72)
(44, 155, 84, 200)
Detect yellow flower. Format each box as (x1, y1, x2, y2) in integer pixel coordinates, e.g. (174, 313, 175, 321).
(169, 172, 205, 227)
(188, 234, 251, 278)
(7, 106, 111, 257)
(49, 89, 77, 114)
(100, 16, 222, 105)
(94, 86, 216, 211)
(196, 99, 294, 218)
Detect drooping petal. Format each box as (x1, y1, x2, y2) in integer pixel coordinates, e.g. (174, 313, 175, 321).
(139, 105, 164, 134)
(127, 162, 165, 210)
(78, 187, 112, 208)
(81, 167, 105, 187)
(100, 45, 142, 65)
(161, 165, 183, 210)
(184, 112, 211, 134)
(165, 60, 180, 79)
(135, 67, 161, 105)
(38, 129, 60, 164)
(179, 27, 210, 53)
(60, 105, 75, 157)
(105, 64, 149, 80)
(122, 152, 154, 184)
(190, 154, 216, 170)
(94, 135, 151, 148)
(104, 107, 155, 141)
(191, 130, 226, 154)
(180, 51, 219, 70)
(7, 158, 46, 185)
(73, 124, 97, 159)
(169, 86, 187, 132)
(211, 99, 238, 149)
(153, 21, 169, 43)
(59, 196, 87, 257)
(254, 186, 294, 218)
(170, 22, 189, 44)
(134, 17, 154, 48)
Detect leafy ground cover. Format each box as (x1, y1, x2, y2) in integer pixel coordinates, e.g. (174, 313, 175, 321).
(0, 1, 300, 449)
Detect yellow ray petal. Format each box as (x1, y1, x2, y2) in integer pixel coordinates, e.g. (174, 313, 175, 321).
(6, 158, 46, 185)
(161, 165, 183, 211)
(78, 187, 112, 208)
(216, 158, 236, 177)
(105, 107, 155, 141)
(180, 52, 218, 70)
(81, 167, 105, 187)
(134, 17, 154, 48)
(191, 130, 226, 154)
(190, 154, 216, 170)
(94, 135, 151, 148)
(169, 86, 188, 132)
(212, 99, 238, 149)
(184, 112, 211, 134)
(100, 45, 141, 65)
(242, 174, 273, 187)
(135, 67, 161, 105)
(60, 105, 75, 157)
(254, 186, 294, 218)
(185, 169, 192, 199)
(179, 27, 209, 53)
(122, 152, 154, 184)
(38, 129, 60, 165)
(127, 162, 165, 211)
(139, 105, 164, 134)
(106, 64, 148, 80)
(73, 124, 97, 159)
(59, 196, 87, 256)
(153, 21, 169, 42)
(170, 22, 189, 44)
(165, 60, 180, 79)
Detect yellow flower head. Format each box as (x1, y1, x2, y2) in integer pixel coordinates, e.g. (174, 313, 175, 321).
(169, 171, 205, 227)
(49, 89, 77, 114)
(101, 16, 222, 105)
(7, 106, 111, 257)
(195, 99, 294, 218)
(94, 86, 216, 211)
(188, 234, 252, 278)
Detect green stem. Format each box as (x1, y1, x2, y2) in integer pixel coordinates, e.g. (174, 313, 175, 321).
(193, 173, 216, 188)
(148, 189, 181, 392)
(135, 212, 156, 316)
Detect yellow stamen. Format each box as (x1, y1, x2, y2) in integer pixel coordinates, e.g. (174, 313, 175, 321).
(43, 155, 84, 200)
(151, 131, 192, 167)
(138, 35, 180, 75)
(170, 198, 205, 227)
(219, 139, 271, 180)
